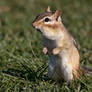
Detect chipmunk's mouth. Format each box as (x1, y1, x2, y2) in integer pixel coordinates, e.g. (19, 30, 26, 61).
(32, 23, 41, 32)
(34, 26, 41, 33)
(36, 28, 41, 32)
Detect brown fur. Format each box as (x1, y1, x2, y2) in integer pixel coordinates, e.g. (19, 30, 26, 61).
(32, 7, 92, 81)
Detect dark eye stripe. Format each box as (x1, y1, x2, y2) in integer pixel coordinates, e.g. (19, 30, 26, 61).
(44, 18, 50, 22)
(34, 12, 53, 22)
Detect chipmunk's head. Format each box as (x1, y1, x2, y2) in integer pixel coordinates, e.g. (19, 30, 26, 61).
(32, 6, 62, 40)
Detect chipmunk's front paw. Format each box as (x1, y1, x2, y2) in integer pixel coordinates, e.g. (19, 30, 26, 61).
(43, 47, 48, 55)
(52, 48, 59, 55)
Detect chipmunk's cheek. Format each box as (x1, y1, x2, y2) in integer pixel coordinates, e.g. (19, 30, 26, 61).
(41, 27, 54, 39)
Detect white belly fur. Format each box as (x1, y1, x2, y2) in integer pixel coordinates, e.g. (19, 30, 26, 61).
(48, 50, 73, 81)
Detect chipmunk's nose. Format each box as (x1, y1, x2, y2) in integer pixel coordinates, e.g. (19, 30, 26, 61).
(32, 22, 35, 28)
(32, 22, 38, 29)
(32, 22, 41, 32)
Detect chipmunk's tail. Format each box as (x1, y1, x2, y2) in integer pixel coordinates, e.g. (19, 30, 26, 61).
(80, 65, 92, 76)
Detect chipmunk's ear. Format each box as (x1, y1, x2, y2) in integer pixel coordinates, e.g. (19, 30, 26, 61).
(46, 6, 51, 12)
(54, 10, 61, 21)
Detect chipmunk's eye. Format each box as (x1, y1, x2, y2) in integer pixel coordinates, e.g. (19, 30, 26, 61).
(44, 18, 50, 22)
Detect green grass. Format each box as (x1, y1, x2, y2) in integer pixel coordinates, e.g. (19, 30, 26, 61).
(0, 0, 92, 91)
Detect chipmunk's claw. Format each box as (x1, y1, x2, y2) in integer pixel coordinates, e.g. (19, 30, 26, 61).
(52, 48, 60, 55)
(43, 47, 48, 55)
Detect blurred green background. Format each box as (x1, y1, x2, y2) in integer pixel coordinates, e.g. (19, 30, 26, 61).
(0, 0, 92, 91)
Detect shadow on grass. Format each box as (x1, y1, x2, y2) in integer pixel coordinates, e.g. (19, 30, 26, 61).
(2, 63, 50, 82)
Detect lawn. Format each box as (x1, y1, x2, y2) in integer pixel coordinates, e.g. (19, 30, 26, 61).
(0, 0, 92, 91)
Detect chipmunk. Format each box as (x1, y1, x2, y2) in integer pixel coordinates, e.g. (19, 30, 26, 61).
(32, 6, 92, 81)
